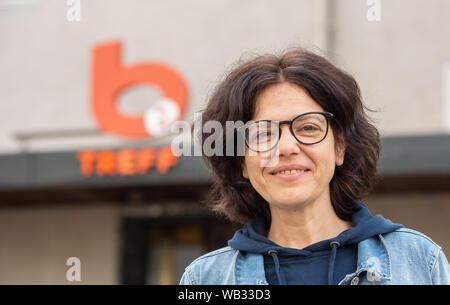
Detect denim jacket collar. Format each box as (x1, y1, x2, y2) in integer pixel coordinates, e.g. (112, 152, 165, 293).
(338, 234, 391, 284)
(234, 234, 391, 285)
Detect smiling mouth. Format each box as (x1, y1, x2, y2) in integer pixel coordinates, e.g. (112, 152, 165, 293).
(270, 169, 310, 181)
(271, 169, 309, 175)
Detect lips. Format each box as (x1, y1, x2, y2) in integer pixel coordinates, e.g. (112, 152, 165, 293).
(269, 164, 310, 175)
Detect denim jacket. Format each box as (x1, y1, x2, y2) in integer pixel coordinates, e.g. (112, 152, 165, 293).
(179, 227, 450, 285)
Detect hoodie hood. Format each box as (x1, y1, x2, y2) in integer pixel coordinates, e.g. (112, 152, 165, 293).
(228, 200, 404, 284)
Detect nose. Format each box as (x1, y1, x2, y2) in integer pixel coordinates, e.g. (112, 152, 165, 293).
(277, 125, 301, 157)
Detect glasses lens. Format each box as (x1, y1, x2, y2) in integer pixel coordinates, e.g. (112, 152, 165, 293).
(292, 113, 328, 144)
(246, 121, 279, 152)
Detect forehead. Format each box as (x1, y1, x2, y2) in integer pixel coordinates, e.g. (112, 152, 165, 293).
(253, 82, 324, 121)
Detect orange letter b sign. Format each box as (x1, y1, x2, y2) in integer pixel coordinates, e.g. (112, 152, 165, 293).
(91, 41, 188, 139)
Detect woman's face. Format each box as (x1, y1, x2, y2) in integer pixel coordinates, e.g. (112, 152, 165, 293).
(241, 82, 345, 211)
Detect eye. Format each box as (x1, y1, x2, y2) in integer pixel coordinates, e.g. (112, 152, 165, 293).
(249, 131, 271, 142)
(297, 125, 319, 132)
(253, 131, 271, 140)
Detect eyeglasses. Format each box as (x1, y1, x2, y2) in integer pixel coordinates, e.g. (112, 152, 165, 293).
(237, 112, 334, 152)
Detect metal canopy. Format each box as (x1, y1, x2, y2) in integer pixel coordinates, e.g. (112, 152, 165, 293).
(0, 134, 449, 190)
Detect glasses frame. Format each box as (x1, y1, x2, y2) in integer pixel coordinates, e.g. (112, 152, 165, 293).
(239, 111, 334, 152)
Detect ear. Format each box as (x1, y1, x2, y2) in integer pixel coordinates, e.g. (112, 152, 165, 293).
(335, 136, 346, 167)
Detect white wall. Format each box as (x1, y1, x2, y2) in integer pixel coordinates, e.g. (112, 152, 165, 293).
(2, 1, 450, 154)
(333, 0, 450, 136)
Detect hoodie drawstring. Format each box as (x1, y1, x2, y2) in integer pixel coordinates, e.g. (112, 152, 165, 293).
(328, 241, 340, 285)
(267, 250, 286, 285)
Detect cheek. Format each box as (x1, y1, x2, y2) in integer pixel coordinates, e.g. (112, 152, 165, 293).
(310, 147, 337, 180)
(243, 155, 261, 179)
(243, 157, 271, 195)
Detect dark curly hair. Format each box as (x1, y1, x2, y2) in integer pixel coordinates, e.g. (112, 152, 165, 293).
(198, 47, 380, 227)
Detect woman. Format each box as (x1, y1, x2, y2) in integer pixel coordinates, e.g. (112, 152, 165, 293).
(179, 48, 450, 285)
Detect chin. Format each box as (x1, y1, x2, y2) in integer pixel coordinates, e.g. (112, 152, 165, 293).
(271, 194, 311, 208)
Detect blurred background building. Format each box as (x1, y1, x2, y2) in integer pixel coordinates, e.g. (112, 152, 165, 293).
(0, 0, 449, 284)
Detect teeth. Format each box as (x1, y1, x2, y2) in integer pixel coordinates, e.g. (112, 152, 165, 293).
(276, 169, 307, 175)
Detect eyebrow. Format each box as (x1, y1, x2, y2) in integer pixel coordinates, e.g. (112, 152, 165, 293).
(251, 113, 306, 122)
(253, 114, 296, 121)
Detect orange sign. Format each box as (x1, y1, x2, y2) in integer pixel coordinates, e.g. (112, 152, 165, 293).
(91, 41, 188, 139)
(76, 146, 178, 177)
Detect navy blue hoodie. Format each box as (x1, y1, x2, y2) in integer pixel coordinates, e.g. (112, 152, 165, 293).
(228, 200, 403, 285)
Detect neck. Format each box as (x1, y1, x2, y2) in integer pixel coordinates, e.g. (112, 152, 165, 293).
(266, 191, 353, 250)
